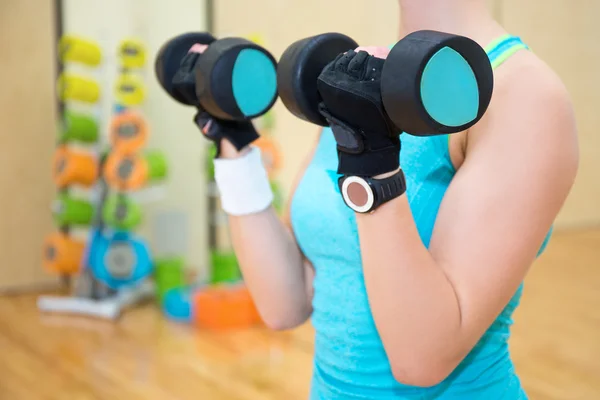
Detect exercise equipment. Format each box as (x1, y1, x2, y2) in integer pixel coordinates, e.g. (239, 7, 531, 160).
(52, 193, 94, 226)
(163, 286, 194, 322)
(42, 232, 85, 275)
(118, 38, 147, 69)
(88, 230, 153, 289)
(155, 257, 186, 303)
(114, 74, 146, 106)
(39, 34, 156, 322)
(60, 111, 99, 144)
(109, 111, 148, 153)
(58, 35, 102, 66)
(155, 32, 278, 120)
(277, 30, 493, 136)
(103, 150, 168, 190)
(210, 251, 241, 284)
(102, 195, 143, 230)
(194, 284, 261, 330)
(57, 73, 101, 104)
(253, 136, 282, 178)
(38, 280, 155, 319)
(53, 146, 98, 188)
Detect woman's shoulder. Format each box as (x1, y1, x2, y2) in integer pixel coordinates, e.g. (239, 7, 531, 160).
(493, 49, 571, 110)
(468, 49, 577, 155)
(463, 48, 579, 188)
(450, 49, 576, 170)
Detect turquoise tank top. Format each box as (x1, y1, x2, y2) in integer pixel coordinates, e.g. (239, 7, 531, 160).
(290, 35, 550, 399)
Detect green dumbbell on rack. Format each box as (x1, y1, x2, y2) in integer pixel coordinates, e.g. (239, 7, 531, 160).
(102, 195, 143, 230)
(210, 250, 241, 284)
(154, 256, 186, 304)
(60, 111, 99, 144)
(52, 193, 94, 226)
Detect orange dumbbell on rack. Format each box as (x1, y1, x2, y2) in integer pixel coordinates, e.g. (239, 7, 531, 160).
(193, 284, 262, 330)
(253, 135, 282, 178)
(103, 150, 167, 190)
(53, 146, 98, 188)
(109, 111, 149, 153)
(42, 232, 85, 275)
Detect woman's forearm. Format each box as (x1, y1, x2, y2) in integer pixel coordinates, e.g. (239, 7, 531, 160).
(229, 207, 312, 330)
(215, 140, 312, 330)
(356, 195, 463, 385)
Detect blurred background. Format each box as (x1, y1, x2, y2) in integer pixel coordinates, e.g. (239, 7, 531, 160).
(0, 0, 598, 399)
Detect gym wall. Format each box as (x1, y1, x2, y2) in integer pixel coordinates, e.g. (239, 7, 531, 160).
(0, 0, 57, 291)
(214, 0, 599, 230)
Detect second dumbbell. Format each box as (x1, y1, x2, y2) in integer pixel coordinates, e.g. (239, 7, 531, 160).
(155, 32, 279, 121)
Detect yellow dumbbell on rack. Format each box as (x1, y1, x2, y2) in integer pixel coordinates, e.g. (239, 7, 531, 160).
(57, 73, 101, 104)
(58, 35, 102, 67)
(118, 38, 146, 69)
(115, 74, 146, 106)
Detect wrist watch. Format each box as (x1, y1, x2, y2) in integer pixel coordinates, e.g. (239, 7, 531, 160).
(339, 169, 407, 213)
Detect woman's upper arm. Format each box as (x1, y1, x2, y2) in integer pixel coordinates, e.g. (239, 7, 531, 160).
(429, 65, 578, 351)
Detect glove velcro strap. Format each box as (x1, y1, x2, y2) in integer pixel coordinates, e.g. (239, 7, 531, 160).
(337, 144, 400, 177)
(223, 125, 260, 151)
(194, 111, 260, 156)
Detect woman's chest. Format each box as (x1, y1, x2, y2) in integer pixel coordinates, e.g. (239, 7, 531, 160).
(289, 130, 456, 267)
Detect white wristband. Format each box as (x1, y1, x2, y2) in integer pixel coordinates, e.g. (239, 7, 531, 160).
(213, 146, 274, 216)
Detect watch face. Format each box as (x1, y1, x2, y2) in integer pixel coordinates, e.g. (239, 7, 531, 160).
(341, 176, 374, 213)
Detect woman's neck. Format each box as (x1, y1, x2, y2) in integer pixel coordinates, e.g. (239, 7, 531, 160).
(398, 0, 506, 48)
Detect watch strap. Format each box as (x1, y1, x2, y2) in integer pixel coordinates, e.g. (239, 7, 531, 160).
(371, 169, 407, 207)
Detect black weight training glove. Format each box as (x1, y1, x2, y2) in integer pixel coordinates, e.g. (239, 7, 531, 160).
(317, 50, 400, 177)
(172, 51, 259, 157)
(194, 111, 259, 156)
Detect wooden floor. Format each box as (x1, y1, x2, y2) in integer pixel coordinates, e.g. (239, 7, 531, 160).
(0, 229, 598, 400)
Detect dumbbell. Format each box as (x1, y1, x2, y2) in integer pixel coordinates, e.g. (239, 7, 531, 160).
(115, 74, 146, 107)
(277, 30, 493, 136)
(61, 111, 99, 144)
(109, 110, 148, 153)
(103, 150, 168, 190)
(42, 232, 85, 275)
(155, 32, 278, 120)
(88, 231, 152, 289)
(118, 38, 146, 69)
(52, 193, 94, 226)
(57, 73, 101, 104)
(53, 146, 98, 188)
(58, 35, 102, 67)
(102, 194, 143, 230)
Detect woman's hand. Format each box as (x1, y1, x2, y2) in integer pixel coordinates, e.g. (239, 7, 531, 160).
(179, 43, 258, 158)
(316, 47, 400, 177)
(354, 46, 390, 59)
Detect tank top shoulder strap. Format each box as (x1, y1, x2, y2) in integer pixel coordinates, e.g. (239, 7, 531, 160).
(438, 34, 530, 173)
(485, 34, 529, 70)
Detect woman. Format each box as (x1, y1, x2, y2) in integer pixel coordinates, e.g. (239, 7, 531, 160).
(203, 0, 578, 398)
